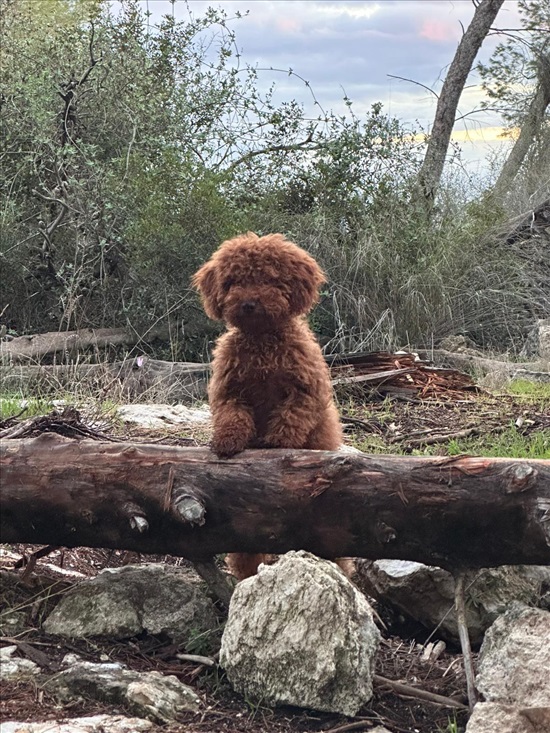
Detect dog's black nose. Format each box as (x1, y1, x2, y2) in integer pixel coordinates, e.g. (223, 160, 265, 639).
(241, 300, 257, 314)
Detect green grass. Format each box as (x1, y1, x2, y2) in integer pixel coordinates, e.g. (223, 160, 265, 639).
(507, 378, 550, 406)
(0, 395, 55, 420)
(438, 715, 462, 733)
(444, 425, 550, 459)
(3, 378, 548, 458)
(349, 427, 550, 459)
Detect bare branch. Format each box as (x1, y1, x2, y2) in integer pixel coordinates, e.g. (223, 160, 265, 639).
(222, 136, 321, 175)
(387, 75, 439, 99)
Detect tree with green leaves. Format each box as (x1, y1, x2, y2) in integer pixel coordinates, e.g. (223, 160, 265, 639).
(0, 0, 409, 349)
(478, 0, 550, 200)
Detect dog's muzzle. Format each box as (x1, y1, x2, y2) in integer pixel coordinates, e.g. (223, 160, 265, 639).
(240, 300, 258, 315)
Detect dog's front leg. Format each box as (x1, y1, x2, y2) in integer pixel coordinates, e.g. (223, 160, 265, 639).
(211, 399, 255, 458)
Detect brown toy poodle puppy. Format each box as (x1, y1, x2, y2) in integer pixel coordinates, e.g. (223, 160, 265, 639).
(192, 232, 342, 579)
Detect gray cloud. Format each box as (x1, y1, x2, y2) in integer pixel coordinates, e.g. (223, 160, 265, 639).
(141, 0, 520, 163)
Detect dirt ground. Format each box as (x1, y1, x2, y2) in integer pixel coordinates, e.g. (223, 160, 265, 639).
(1, 545, 469, 733)
(1, 386, 548, 733)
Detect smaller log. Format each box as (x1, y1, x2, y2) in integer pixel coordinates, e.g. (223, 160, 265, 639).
(423, 349, 548, 377)
(191, 559, 236, 608)
(0, 356, 209, 402)
(1, 326, 170, 364)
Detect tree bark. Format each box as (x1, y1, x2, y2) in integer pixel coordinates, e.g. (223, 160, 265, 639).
(0, 326, 169, 364)
(0, 357, 209, 402)
(417, 0, 504, 205)
(491, 71, 550, 200)
(1, 434, 549, 568)
(418, 349, 549, 376)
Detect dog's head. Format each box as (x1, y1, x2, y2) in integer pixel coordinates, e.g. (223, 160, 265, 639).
(192, 232, 326, 332)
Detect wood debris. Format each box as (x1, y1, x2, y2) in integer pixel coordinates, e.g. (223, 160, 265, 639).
(329, 351, 479, 400)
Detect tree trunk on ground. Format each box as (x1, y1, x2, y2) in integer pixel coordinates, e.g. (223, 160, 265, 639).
(417, 0, 504, 206)
(1, 435, 548, 568)
(0, 326, 170, 364)
(420, 349, 549, 376)
(0, 357, 209, 402)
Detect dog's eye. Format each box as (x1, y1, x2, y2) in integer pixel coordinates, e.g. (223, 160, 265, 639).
(222, 278, 234, 292)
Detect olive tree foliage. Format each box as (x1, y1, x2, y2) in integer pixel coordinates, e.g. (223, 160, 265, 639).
(0, 0, 411, 352)
(478, 0, 550, 202)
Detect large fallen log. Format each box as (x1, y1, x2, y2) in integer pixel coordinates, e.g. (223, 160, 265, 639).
(1, 434, 549, 568)
(0, 326, 169, 364)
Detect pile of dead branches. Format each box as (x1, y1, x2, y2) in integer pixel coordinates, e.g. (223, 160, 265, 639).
(329, 351, 478, 400)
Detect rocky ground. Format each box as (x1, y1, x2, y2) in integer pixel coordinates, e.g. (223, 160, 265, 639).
(1, 383, 548, 733)
(1, 545, 469, 733)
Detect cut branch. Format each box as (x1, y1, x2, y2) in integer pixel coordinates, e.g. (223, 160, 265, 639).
(373, 674, 468, 710)
(1, 435, 548, 569)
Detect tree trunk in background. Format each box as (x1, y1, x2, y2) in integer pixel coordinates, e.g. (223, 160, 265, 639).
(491, 65, 550, 200)
(417, 0, 504, 207)
(0, 358, 209, 402)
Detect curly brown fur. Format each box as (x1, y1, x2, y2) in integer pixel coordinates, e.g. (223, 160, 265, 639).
(192, 232, 343, 580)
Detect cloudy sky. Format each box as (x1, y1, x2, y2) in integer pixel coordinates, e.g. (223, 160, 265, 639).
(143, 0, 523, 174)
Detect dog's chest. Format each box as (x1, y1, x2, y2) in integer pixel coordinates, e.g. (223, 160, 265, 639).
(240, 372, 294, 436)
(228, 342, 299, 418)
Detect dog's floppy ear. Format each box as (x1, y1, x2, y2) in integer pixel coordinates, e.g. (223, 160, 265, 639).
(289, 253, 326, 315)
(192, 260, 223, 320)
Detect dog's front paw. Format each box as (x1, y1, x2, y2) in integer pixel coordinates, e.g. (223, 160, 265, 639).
(211, 433, 247, 458)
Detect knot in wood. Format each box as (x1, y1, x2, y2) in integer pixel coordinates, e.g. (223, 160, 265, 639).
(175, 495, 206, 526)
(504, 464, 537, 493)
(323, 454, 355, 478)
(375, 520, 397, 544)
(129, 515, 149, 533)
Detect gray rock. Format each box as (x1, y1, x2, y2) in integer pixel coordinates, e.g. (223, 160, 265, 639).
(0, 645, 40, 681)
(43, 563, 218, 642)
(44, 657, 200, 723)
(476, 604, 550, 708)
(0, 715, 153, 733)
(465, 702, 550, 733)
(539, 320, 550, 360)
(521, 318, 550, 360)
(358, 560, 550, 644)
(0, 610, 28, 637)
(220, 551, 380, 717)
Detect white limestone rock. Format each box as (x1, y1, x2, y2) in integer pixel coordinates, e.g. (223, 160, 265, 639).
(116, 404, 210, 428)
(0, 645, 40, 681)
(220, 551, 380, 716)
(476, 604, 550, 708)
(466, 605, 550, 733)
(42, 563, 218, 642)
(465, 703, 550, 733)
(0, 715, 153, 733)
